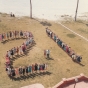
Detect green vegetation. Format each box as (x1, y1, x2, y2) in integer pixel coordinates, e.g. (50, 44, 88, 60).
(67, 34, 76, 38)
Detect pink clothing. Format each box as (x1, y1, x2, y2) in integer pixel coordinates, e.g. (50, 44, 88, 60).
(66, 45, 69, 53)
(6, 56, 10, 60)
(6, 57, 10, 64)
(15, 68, 19, 75)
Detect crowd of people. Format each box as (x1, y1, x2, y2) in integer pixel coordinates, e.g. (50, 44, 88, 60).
(46, 27, 82, 63)
(6, 63, 47, 78)
(5, 36, 34, 67)
(0, 30, 33, 42)
(2, 31, 35, 77)
(3, 30, 48, 78)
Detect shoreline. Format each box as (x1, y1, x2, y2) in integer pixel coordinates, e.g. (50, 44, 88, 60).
(0, 12, 88, 22)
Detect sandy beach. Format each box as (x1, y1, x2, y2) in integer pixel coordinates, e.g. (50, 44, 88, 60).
(0, 13, 88, 88)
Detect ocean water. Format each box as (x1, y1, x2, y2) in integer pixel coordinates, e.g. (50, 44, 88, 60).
(0, 0, 88, 20)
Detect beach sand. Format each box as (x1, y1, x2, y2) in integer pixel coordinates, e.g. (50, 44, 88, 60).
(0, 13, 88, 88)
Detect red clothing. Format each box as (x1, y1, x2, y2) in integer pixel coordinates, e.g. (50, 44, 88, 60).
(6, 57, 10, 64)
(40, 66, 42, 70)
(16, 47, 19, 53)
(66, 46, 69, 53)
(32, 65, 35, 71)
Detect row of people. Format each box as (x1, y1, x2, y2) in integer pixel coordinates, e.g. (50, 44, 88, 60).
(46, 28, 82, 63)
(6, 63, 47, 77)
(5, 37, 33, 58)
(0, 30, 33, 42)
(5, 37, 34, 67)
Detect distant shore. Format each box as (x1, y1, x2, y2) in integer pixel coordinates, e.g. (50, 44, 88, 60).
(0, 12, 88, 22)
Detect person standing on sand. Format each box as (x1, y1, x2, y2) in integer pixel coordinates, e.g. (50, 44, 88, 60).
(44, 50, 46, 58)
(19, 66, 23, 76)
(46, 49, 50, 58)
(35, 63, 38, 73)
(28, 65, 32, 74)
(13, 47, 16, 55)
(11, 68, 15, 77)
(10, 48, 14, 58)
(26, 66, 28, 76)
(37, 63, 40, 73)
(4, 33, 6, 41)
(32, 64, 35, 73)
(16, 46, 19, 55)
(13, 14, 15, 17)
(15, 67, 19, 78)
(6, 32, 9, 40)
(19, 46, 23, 55)
(10, 12, 13, 17)
(2, 33, 4, 42)
(22, 66, 25, 76)
(7, 67, 11, 77)
(8, 50, 11, 58)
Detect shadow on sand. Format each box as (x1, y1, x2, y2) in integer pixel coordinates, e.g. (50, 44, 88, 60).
(32, 18, 52, 26)
(1, 37, 27, 44)
(46, 57, 54, 60)
(9, 71, 52, 81)
(40, 21, 52, 26)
